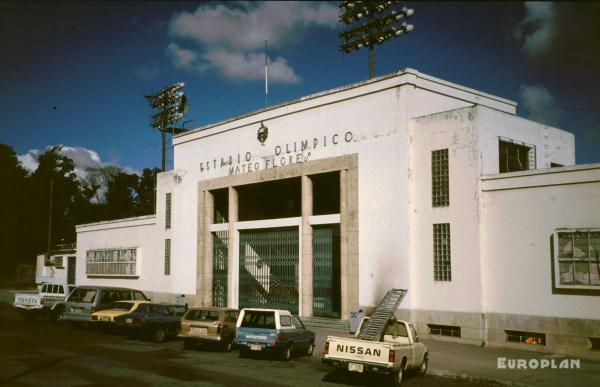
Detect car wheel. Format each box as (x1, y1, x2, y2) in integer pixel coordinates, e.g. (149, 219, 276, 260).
(418, 354, 428, 376)
(152, 327, 166, 343)
(305, 340, 315, 356)
(280, 343, 293, 361)
(183, 339, 194, 350)
(222, 339, 233, 352)
(389, 367, 403, 387)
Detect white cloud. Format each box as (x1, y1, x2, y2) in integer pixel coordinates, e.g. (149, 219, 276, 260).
(519, 84, 562, 126)
(514, 2, 555, 56)
(166, 1, 337, 83)
(133, 64, 161, 80)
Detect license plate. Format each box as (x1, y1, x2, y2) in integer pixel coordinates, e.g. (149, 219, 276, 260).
(190, 327, 208, 336)
(101, 316, 111, 322)
(72, 308, 83, 314)
(250, 344, 261, 351)
(126, 318, 133, 324)
(348, 363, 364, 373)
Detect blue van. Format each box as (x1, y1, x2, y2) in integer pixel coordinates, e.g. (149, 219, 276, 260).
(234, 308, 315, 361)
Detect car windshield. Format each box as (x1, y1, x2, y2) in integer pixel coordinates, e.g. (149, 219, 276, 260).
(68, 288, 97, 303)
(110, 302, 134, 311)
(240, 311, 276, 329)
(186, 309, 219, 321)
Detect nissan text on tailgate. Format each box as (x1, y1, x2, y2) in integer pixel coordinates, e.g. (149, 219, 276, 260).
(234, 308, 315, 361)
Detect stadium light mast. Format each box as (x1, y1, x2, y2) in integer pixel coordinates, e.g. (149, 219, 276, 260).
(339, 1, 414, 79)
(145, 83, 189, 171)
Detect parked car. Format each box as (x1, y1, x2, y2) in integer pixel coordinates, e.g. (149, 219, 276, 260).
(91, 300, 152, 324)
(114, 302, 186, 342)
(61, 286, 149, 324)
(13, 282, 75, 321)
(179, 307, 239, 351)
(234, 308, 315, 361)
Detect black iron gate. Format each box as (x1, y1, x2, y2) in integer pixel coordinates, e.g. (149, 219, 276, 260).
(239, 227, 299, 314)
(312, 225, 341, 318)
(212, 231, 228, 307)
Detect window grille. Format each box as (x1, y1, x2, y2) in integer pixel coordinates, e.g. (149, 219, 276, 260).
(86, 248, 137, 276)
(164, 239, 171, 276)
(431, 149, 449, 207)
(165, 193, 172, 229)
(505, 330, 546, 345)
(428, 324, 461, 337)
(433, 223, 451, 281)
(555, 230, 600, 289)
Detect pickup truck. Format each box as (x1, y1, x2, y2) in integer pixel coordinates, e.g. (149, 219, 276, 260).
(322, 317, 428, 386)
(13, 283, 74, 321)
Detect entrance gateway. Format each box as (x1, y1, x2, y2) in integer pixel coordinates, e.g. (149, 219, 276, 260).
(199, 155, 358, 318)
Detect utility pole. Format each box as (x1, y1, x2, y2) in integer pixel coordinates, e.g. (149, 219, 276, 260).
(46, 177, 53, 265)
(339, 1, 415, 79)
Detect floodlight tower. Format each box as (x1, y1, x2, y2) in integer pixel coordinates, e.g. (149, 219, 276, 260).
(339, 1, 414, 79)
(145, 83, 189, 171)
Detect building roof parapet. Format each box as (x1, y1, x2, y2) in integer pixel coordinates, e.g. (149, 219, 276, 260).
(76, 215, 156, 231)
(173, 68, 516, 146)
(481, 163, 600, 191)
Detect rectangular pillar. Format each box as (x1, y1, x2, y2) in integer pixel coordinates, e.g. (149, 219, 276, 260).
(227, 186, 238, 308)
(301, 175, 313, 317)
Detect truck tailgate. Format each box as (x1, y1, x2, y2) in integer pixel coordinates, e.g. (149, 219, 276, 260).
(326, 336, 393, 365)
(13, 293, 42, 309)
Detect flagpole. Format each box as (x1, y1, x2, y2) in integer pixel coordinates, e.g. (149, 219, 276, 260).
(265, 38, 268, 106)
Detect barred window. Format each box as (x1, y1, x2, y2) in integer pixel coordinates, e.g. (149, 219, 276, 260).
(164, 239, 171, 276)
(432, 149, 449, 207)
(555, 230, 600, 290)
(165, 193, 172, 229)
(433, 223, 451, 281)
(86, 248, 137, 276)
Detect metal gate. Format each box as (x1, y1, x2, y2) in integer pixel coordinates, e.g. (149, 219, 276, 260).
(239, 227, 299, 314)
(312, 225, 341, 318)
(212, 231, 228, 307)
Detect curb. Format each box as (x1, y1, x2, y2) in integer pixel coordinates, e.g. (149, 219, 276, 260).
(428, 368, 531, 387)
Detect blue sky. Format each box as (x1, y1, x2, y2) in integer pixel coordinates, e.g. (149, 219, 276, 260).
(1, 1, 599, 173)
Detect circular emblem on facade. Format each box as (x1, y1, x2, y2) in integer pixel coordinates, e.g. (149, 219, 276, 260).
(257, 122, 268, 144)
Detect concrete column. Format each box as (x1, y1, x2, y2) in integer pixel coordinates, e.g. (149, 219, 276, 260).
(194, 188, 213, 307)
(227, 186, 238, 308)
(301, 175, 313, 317)
(340, 169, 349, 319)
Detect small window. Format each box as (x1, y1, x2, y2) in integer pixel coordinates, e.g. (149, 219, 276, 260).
(409, 324, 419, 342)
(164, 239, 171, 276)
(133, 291, 148, 301)
(428, 324, 461, 337)
(433, 223, 452, 281)
(554, 230, 600, 291)
(57, 285, 64, 294)
(280, 315, 292, 327)
(589, 337, 600, 351)
(550, 162, 563, 168)
(165, 193, 172, 229)
(499, 138, 535, 173)
(505, 330, 546, 345)
(53, 256, 64, 268)
(431, 149, 449, 207)
(41, 284, 49, 293)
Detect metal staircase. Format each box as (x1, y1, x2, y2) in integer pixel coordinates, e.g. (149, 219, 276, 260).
(357, 288, 407, 341)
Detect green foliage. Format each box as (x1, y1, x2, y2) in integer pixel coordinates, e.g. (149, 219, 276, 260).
(0, 143, 160, 279)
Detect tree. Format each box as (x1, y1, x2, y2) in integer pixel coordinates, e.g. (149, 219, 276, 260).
(104, 170, 139, 219)
(0, 144, 29, 279)
(135, 168, 160, 215)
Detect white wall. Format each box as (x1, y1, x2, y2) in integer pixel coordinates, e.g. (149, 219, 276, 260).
(75, 216, 166, 294)
(409, 107, 484, 313)
(481, 165, 600, 319)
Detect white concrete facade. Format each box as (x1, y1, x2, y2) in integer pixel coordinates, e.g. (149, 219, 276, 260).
(75, 68, 600, 358)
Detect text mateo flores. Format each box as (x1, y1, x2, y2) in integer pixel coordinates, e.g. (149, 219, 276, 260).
(497, 357, 581, 370)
